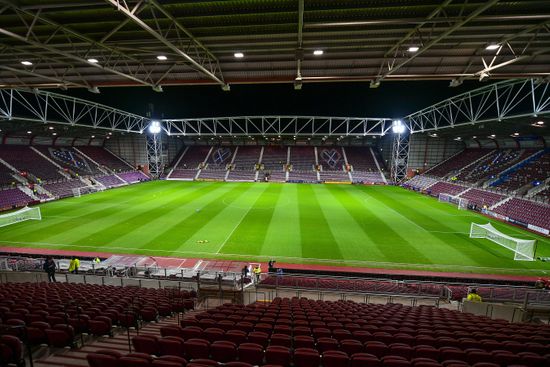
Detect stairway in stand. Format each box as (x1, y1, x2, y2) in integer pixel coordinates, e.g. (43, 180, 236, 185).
(33, 314, 185, 367)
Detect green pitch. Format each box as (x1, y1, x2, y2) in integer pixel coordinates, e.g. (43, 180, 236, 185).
(1, 181, 549, 275)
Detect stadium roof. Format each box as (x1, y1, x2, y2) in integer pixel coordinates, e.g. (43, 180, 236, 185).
(0, 0, 549, 91)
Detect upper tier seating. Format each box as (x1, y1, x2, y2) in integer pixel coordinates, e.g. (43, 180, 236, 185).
(458, 189, 505, 208)
(496, 151, 550, 192)
(170, 146, 211, 179)
(457, 149, 536, 184)
(493, 198, 550, 230)
(427, 182, 466, 197)
(261, 146, 287, 171)
(0, 162, 16, 186)
(227, 147, 261, 181)
(78, 147, 132, 172)
(534, 186, 550, 203)
(0, 188, 33, 210)
(34, 146, 103, 176)
(427, 149, 489, 178)
(0, 145, 64, 181)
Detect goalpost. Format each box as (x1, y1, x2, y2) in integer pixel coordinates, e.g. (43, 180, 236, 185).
(72, 186, 104, 198)
(0, 207, 41, 228)
(470, 223, 537, 261)
(439, 193, 469, 210)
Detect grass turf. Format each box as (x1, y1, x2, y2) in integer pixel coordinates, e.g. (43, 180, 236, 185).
(1, 181, 549, 276)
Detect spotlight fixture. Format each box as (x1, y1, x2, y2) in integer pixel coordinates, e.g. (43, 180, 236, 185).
(87, 58, 99, 63)
(48, 126, 54, 130)
(449, 78, 463, 87)
(536, 120, 544, 125)
(489, 134, 496, 138)
(512, 132, 519, 136)
(234, 52, 244, 58)
(52, 132, 57, 136)
(313, 50, 324, 56)
(408, 46, 419, 52)
(148, 120, 161, 134)
(27, 131, 32, 134)
(370, 80, 380, 89)
(21, 61, 32, 66)
(485, 43, 500, 51)
(157, 55, 167, 61)
(391, 120, 405, 134)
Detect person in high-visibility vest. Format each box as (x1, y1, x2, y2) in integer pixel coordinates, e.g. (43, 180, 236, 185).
(68, 256, 80, 274)
(466, 288, 482, 302)
(253, 265, 262, 283)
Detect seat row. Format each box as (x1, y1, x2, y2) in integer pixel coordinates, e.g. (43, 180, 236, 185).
(131, 335, 549, 367)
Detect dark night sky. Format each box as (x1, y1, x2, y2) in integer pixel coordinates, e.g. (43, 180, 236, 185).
(63, 80, 485, 119)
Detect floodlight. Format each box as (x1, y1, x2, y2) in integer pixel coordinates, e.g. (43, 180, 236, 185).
(408, 46, 419, 52)
(313, 50, 324, 56)
(485, 43, 500, 51)
(148, 120, 161, 134)
(21, 61, 32, 66)
(157, 55, 167, 61)
(234, 52, 244, 58)
(87, 58, 99, 63)
(391, 120, 405, 134)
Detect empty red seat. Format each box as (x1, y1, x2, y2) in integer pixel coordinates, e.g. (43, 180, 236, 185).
(210, 340, 237, 362)
(270, 333, 292, 348)
(226, 329, 247, 345)
(87, 353, 118, 367)
(294, 347, 321, 367)
(265, 345, 292, 367)
(248, 331, 269, 347)
(317, 337, 339, 353)
(294, 335, 315, 349)
(133, 335, 159, 355)
(159, 336, 185, 358)
(323, 350, 349, 367)
(238, 342, 264, 365)
(341, 339, 364, 355)
(184, 338, 210, 359)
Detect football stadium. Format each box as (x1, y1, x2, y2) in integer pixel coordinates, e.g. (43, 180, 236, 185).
(0, 1, 550, 367)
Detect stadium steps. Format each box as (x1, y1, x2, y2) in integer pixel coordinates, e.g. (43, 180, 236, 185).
(32, 315, 180, 367)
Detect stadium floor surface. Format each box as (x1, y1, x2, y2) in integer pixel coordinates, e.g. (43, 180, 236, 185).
(1, 181, 549, 276)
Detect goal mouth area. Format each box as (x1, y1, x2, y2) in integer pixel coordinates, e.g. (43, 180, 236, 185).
(0, 206, 41, 228)
(470, 222, 537, 261)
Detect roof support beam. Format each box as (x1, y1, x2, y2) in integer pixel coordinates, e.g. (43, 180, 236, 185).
(0, 0, 158, 88)
(404, 79, 550, 133)
(374, 0, 500, 84)
(0, 65, 89, 89)
(294, 0, 305, 89)
(104, 0, 227, 90)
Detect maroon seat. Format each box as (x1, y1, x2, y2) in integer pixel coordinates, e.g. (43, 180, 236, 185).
(226, 329, 247, 345)
(95, 349, 123, 359)
(133, 335, 159, 355)
(159, 337, 185, 358)
(152, 360, 182, 367)
(157, 355, 187, 367)
(0, 335, 23, 366)
(323, 350, 349, 367)
(265, 345, 292, 367)
(141, 307, 159, 322)
(365, 341, 389, 358)
(119, 356, 151, 367)
(184, 338, 210, 359)
(294, 335, 315, 349)
(45, 324, 75, 348)
(248, 331, 269, 347)
(160, 326, 185, 338)
(294, 347, 321, 367)
(87, 353, 118, 367)
(210, 340, 237, 362)
(204, 327, 225, 343)
(341, 339, 364, 355)
(89, 316, 112, 336)
(238, 342, 264, 365)
(270, 333, 292, 348)
(317, 337, 339, 353)
(182, 326, 203, 339)
(225, 362, 253, 367)
(351, 352, 381, 367)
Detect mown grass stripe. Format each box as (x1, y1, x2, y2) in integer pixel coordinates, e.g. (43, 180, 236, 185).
(297, 184, 343, 260)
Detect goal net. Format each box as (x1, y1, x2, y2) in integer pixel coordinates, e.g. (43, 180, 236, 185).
(470, 223, 536, 261)
(72, 186, 104, 198)
(0, 207, 41, 228)
(439, 193, 468, 210)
